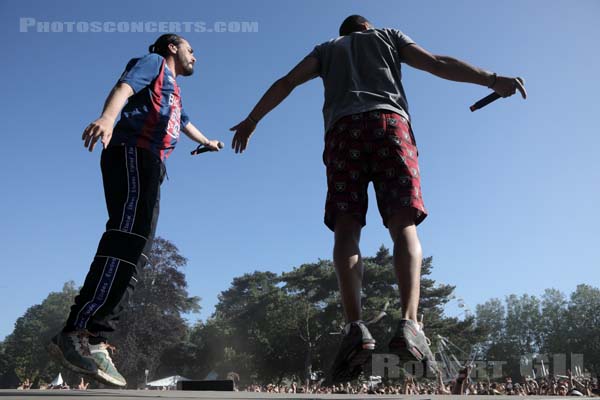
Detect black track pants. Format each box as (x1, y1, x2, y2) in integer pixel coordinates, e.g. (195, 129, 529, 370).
(65, 146, 164, 334)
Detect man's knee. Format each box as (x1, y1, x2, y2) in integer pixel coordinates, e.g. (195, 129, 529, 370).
(96, 230, 147, 265)
(387, 209, 418, 238)
(388, 212, 422, 257)
(334, 214, 363, 243)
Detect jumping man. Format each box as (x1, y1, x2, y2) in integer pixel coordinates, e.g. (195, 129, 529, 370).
(49, 34, 221, 387)
(230, 15, 526, 384)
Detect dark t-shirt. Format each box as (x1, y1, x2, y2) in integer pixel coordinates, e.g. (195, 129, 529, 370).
(307, 28, 415, 132)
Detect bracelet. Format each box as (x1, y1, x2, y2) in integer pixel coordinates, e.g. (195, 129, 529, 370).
(487, 72, 497, 89)
(247, 115, 259, 125)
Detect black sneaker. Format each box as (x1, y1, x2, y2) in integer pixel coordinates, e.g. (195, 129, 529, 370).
(48, 331, 98, 375)
(388, 319, 439, 375)
(325, 321, 376, 385)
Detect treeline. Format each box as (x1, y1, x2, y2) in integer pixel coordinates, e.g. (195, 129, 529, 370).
(0, 237, 598, 388)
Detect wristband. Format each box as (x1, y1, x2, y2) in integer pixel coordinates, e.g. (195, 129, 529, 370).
(248, 115, 259, 125)
(487, 73, 498, 89)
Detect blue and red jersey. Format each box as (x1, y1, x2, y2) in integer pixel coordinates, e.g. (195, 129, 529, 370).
(111, 53, 190, 161)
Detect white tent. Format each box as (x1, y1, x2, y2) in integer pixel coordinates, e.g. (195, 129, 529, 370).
(50, 373, 63, 387)
(204, 371, 218, 380)
(146, 375, 190, 388)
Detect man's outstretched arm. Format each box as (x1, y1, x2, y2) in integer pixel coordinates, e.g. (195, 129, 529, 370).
(230, 56, 320, 153)
(82, 82, 134, 152)
(182, 122, 222, 151)
(400, 43, 527, 99)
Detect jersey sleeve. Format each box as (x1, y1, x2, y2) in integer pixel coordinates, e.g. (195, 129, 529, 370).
(180, 107, 190, 130)
(118, 53, 163, 93)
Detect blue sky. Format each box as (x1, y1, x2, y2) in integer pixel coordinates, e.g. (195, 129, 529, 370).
(1, 0, 598, 340)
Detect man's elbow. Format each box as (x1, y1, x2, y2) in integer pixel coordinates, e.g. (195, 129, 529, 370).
(115, 82, 135, 97)
(428, 56, 447, 76)
(277, 75, 296, 93)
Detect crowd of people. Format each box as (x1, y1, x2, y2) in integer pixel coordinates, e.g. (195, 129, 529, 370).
(16, 376, 89, 391)
(242, 369, 599, 396)
(16, 369, 598, 396)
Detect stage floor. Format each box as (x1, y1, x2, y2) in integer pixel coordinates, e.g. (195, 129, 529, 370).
(0, 389, 577, 400)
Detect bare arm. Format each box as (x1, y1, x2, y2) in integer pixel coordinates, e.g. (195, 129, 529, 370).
(182, 122, 221, 151)
(82, 82, 134, 152)
(230, 56, 320, 153)
(400, 43, 527, 99)
(436, 369, 451, 394)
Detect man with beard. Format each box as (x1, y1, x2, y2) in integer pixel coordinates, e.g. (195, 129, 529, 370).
(48, 34, 221, 387)
(230, 15, 526, 384)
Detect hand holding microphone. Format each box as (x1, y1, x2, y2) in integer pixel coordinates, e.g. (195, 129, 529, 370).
(470, 76, 527, 111)
(191, 140, 224, 155)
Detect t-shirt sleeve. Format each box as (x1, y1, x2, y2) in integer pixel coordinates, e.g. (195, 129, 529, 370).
(388, 28, 415, 51)
(180, 107, 190, 129)
(305, 42, 329, 77)
(306, 43, 322, 61)
(118, 53, 163, 93)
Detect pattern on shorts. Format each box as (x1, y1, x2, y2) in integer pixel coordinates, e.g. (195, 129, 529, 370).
(323, 110, 427, 231)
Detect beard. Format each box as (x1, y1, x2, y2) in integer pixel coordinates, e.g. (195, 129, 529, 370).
(178, 53, 194, 76)
(181, 62, 194, 76)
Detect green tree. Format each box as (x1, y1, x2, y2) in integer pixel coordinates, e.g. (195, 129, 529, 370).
(565, 284, 600, 375)
(474, 285, 600, 378)
(209, 271, 305, 384)
(539, 288, 568, 354)
(0, 282, 78, 388)
(0, 237, 200, 389)
(280, 260, 340, 385)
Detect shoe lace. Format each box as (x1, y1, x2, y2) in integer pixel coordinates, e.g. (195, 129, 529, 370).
(418, 320, 432, 347)
(425, 335, 432, 346)
(92, 342, 118, 368)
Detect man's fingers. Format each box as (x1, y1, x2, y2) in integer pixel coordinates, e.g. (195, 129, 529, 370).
(101, 133, 111, 149)
(82, 126, 94, 147)
(88, 124, 102, 144)
(83, 131, 93, 148)
(84, 125, 104, 151)
(84, 131, 96, 149)
(88, 134, 100, 152)
(515, 78, 527, 99)
(232, 132, 249, 153)
(82, 124, 93, 140)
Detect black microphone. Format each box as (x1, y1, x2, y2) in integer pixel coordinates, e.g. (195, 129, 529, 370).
(191, 141, 224, 155)
(470, 93, 501, 112)
(470, 77, 525, 112)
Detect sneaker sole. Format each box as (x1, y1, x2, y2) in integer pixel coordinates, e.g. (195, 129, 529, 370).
(93, 369, 127, 387)
(388, 329, 426, 362)
(47, 342, 98, 376)
(48, 342, 126, 387)
(330, 341, 375, 384)
(348, 341, 375, 367)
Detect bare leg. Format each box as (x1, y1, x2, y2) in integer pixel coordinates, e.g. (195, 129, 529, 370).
(387, 209, 423, 323)
(333, 215, 363, 323)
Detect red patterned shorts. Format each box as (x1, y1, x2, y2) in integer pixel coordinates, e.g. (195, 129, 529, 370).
(323, 110, 427, 231)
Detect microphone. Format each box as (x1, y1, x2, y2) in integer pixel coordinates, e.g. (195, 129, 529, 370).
(470, 92, 501, 112)
(191, 141, 224, 155)
(470, 77, 525, 112)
